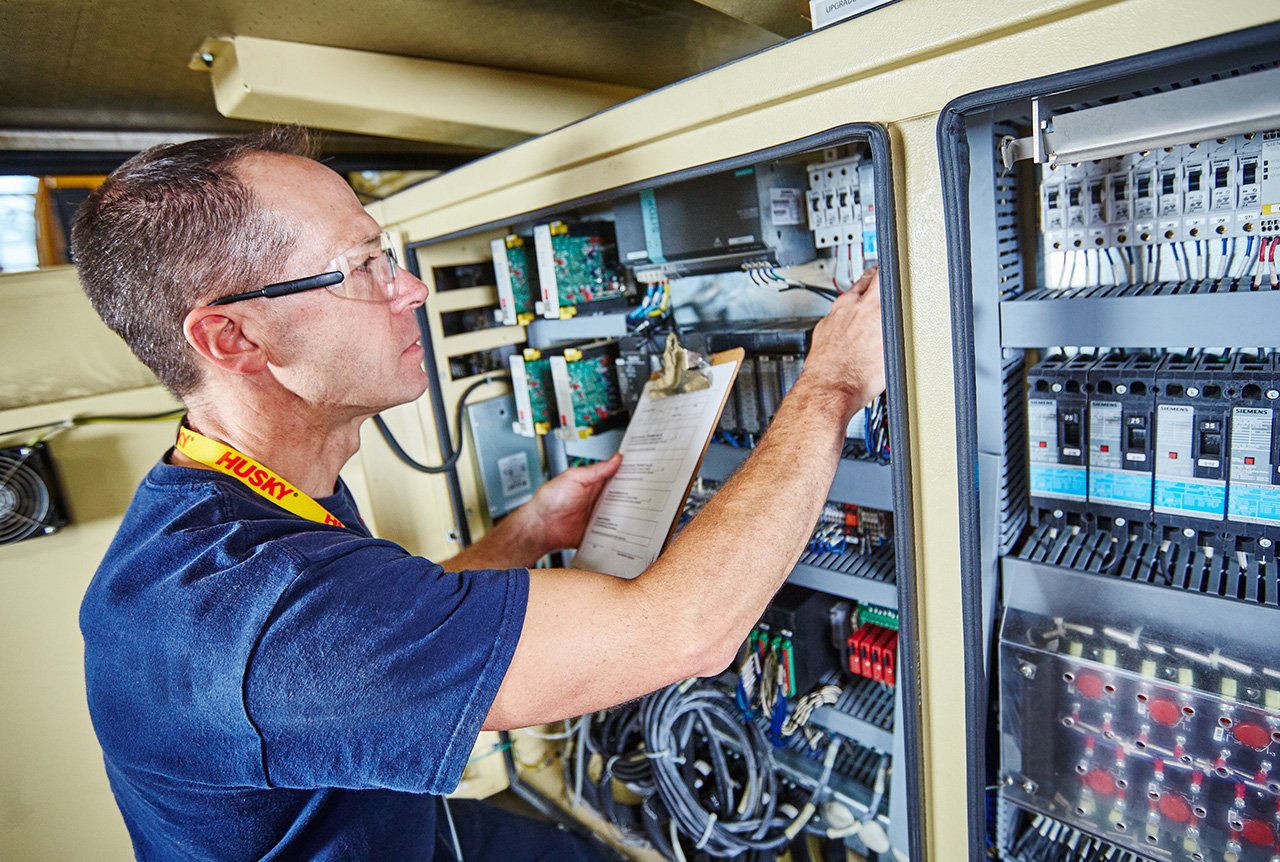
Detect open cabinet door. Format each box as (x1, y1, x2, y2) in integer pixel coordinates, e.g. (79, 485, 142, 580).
(940, 21, 1280, 862)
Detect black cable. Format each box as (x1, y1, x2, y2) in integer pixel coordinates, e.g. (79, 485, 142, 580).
(0, 408, 185, 440)
(778, 284, 839, 302)
(372, 373, 510, 474)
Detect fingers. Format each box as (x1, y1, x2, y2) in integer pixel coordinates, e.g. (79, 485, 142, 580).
(570, 451, 622, 486)
(850, 265, 878, 297)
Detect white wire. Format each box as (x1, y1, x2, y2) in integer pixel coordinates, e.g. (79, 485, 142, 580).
(670, 818, 688, 862)
(517, 717, 583, 740)
(441, 797, 465, 862)
(1236, 236, 1255, 280)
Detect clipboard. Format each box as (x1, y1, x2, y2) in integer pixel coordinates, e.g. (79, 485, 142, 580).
(570, 346, 744, 578)
(655, 347, 744, 552)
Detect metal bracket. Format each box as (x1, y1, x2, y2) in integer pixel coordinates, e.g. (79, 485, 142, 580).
(1000, 66, 1280, 166)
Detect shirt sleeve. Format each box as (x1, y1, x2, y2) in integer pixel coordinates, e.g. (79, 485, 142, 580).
(243, 535, 529, 794)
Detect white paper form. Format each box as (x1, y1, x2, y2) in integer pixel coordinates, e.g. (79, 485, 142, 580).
(571, 361, 738, 579)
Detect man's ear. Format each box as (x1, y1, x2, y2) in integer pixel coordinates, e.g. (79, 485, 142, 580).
(183, 306, 270, 376)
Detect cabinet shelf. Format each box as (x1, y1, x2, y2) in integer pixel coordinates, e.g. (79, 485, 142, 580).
(1000, 280, 1280, 349)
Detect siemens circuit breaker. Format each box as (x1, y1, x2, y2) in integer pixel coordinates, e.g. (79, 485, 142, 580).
(1227, 353, 1280, 538)
(1086, 354, 1157, 521)
(1027, 354, 1092, 515)
(1152, 354, 1232, 528)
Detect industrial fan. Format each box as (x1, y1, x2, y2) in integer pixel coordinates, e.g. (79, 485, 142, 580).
(0, 443, 69, 545)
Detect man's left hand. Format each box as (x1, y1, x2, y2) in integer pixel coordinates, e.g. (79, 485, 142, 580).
(523, 452, 621, 555)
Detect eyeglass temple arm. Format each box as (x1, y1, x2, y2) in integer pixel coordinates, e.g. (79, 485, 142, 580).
(209, 271, 345, 306)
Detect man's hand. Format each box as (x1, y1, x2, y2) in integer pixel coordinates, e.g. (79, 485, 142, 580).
(799, 267, 885, 418)
(522, 452, 622, 554)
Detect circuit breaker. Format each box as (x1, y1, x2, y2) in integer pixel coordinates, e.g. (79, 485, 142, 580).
(1086, 353, 1158, 520)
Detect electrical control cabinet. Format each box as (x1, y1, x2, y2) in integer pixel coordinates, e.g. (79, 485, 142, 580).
(399, 126, 919, 862)
(942, 25, 1280, 862)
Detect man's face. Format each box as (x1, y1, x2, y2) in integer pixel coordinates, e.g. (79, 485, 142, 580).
(232, 153, 430, 415)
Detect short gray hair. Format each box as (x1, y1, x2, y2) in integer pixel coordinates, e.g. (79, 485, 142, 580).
(72, 126, 318, 397)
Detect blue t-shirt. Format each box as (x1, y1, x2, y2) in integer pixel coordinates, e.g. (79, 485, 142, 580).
(80, 459, 529, 861)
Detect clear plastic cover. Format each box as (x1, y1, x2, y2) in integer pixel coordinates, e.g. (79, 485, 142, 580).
(1000, 562, 1280, 862)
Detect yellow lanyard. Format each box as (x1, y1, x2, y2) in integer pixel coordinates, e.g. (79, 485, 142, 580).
(174, 425, 346, 528)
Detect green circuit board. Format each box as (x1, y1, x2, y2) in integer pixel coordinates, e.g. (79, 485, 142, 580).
(524, 357, 555, 429)
(565, 354, 625, 429)
(550, 233, 627, 308)
(503, 242, 537, 319)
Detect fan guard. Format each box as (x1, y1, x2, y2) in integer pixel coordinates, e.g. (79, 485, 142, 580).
(0, 448, 55, 544)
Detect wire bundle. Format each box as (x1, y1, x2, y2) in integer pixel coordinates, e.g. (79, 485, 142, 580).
(641, 681, 800, 858)
(628, 280, 672, 323)
(1051, 235, 1278, 291)
(742, 259, 840, 302)
(564, 680, 853, 859)
(863, 394, 890, 461)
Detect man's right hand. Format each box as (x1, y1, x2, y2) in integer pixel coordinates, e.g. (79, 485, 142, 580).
(800, 266, 885, 418)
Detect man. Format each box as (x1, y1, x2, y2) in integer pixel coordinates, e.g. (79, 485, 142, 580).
(73, 127, 884, 861)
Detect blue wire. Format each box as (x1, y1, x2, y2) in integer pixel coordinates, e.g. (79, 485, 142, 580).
(769, 696, 789, 748)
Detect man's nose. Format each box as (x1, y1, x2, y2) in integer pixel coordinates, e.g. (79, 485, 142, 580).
(391, 267, 430, 312)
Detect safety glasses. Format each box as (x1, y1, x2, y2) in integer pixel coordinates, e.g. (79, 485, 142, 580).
(209, 232, 400, 306)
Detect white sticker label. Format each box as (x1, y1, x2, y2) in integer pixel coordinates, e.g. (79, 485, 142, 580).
(770, 188, 804, 226)
(498, 452, 531, 497)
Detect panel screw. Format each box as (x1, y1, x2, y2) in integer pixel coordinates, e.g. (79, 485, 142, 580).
(1267, 389, 1279, 400)
(1186, 387, 1200, 397)
(1116, 385, 1128, 394)
(1183, 528, 1196, 538)
(1261, 538, 1273, 549)
(1115, 517, 1127, 526)
(1051, 383, 1063, 393)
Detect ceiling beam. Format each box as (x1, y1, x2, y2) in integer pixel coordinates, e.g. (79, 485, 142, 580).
(190, 36, 646, 149)
(685, 0, 811, 37)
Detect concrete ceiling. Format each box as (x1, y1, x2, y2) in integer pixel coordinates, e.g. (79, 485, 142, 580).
(0, 0, 807, 170)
